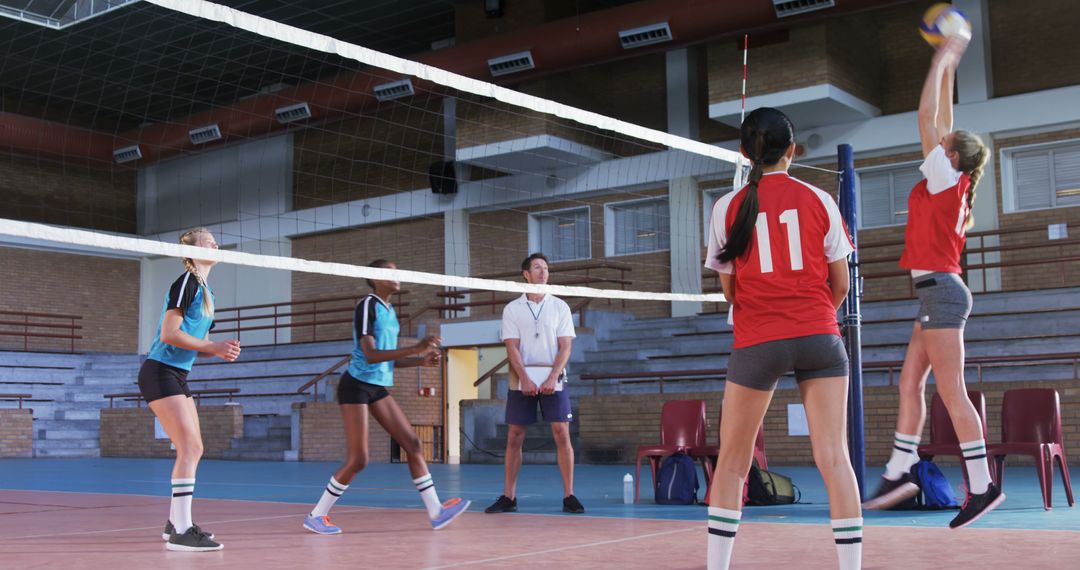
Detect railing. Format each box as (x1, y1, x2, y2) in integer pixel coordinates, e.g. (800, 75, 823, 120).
(579, 351, 1080, 395)
(295, 355, 351, 400)
(857, 222, 1080, 300)
(0, 309, 83, 353)
(0, 393, 33, 408)
(405, 261, 632, 325)
(104, 388, 240, 408)
(213, 292, 409, 346)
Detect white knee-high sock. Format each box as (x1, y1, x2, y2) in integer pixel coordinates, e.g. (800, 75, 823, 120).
(170, 478, 195, 534)
(414, 473, 442, 518)
(884, 432, 921, 480)
(961, 439, 992, 494)
(706, 507, 741, 570)
(311, 476, 348, 517)
(832, 517, 863, 570)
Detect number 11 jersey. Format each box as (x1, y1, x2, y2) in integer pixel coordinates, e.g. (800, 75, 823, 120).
(705, 172, 855, 349)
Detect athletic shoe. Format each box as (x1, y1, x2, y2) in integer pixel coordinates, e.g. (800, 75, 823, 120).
(863, 473, 920, 510)
(431, 498, 471, 530)
(166, 526, 223, 552)
(949, 483, 1005, 529)
(162, 521, 214, 541)
(562, 494, 585, 514)
(303, 514, 342, 535)
(483, 495, 517, 513)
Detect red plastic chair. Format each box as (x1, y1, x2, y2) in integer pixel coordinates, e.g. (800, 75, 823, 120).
(690, 406, 767, 505)
(634, 399, 707, 502)
(917, 390, 994, 486)
(988, 388, 1074, 510)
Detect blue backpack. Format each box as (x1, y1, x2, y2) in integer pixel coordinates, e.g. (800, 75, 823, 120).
(655, 452, 699, 505)
(913, 459, 959, 509)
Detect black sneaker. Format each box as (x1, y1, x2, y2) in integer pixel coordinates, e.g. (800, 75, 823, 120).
(484, 495, 517, 513)
(162, 521, 214, 541)
(562, 494, 585, 514)
(949, 483, 1005, 529)
(166, 526, 223, 552)
(863, 473, 920, 510)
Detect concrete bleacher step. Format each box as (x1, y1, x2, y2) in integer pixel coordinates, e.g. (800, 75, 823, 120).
(220, 414, 292, 460)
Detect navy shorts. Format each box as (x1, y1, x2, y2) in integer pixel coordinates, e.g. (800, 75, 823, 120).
(505, 389, 573, 425)
(137, 358, 191, 403)
(337, 371, 391, 405)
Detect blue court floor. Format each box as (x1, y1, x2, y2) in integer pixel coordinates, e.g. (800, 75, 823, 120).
(0, 459, 1076, 532)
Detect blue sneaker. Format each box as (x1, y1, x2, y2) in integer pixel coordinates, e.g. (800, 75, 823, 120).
(430, 498, 471, 530)
(303, 514, 342, 535)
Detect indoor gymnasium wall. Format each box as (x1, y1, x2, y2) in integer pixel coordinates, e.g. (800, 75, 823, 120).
(290, 217, 446, 342)
(990, 0, 1080, 98)
(0, 246, 140, 353)
(0, 409, 32, 458)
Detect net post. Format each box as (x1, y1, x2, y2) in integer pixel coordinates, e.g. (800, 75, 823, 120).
(838, 143, 866, 498)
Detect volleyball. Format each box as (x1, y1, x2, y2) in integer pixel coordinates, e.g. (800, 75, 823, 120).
(919, 3, 972, 47)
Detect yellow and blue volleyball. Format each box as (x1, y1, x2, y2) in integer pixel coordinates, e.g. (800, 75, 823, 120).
(919, 3, 971, 47)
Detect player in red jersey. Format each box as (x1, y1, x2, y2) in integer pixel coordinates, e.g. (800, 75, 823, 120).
(863, 36, 1001, 529)
(703, 107, 861, 570)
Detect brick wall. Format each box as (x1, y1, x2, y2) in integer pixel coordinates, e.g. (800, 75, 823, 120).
(99, 404, 243, 458)
(990, 0, 1080, 97)
(578, 379, 1079, 467)
(469, 189, 674, 320)
(295, 365, 442, 462)
(993, 128, 1080, 291)
(0, 246, 140, 353)
(0, 152, 137, 234)
(0, 409, 32, 458)
(292, 98, 445, 210)
(290, 218, 446, 341)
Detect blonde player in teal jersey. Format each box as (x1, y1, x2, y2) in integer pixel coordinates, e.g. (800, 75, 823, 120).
(303, 260, 470, 534)
(139, 227, 241, 552)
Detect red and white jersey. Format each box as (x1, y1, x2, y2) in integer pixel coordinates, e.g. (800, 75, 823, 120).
(705, 172, 854, 349)
(899, 144, 971, 274)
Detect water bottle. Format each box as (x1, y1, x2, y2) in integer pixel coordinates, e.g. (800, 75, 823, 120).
(623, 473, 634, 504)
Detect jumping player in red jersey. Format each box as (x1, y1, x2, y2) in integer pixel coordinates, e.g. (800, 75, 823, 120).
(704, 107, 861, 570)
(863, 36, 1001, 529)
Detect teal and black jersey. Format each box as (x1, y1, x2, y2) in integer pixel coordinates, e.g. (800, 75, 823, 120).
(346, 294, 399, 387)
(147, 272, 215, 371)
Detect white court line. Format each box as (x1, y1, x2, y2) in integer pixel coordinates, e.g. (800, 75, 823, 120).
(420, 525, 701, 569)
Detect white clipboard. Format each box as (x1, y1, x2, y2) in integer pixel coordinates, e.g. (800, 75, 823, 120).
(524, 365, 564, 391)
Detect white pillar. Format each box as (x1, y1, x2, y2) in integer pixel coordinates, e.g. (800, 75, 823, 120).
(954, 0, 993, 103)
(666, 48, 703, 316)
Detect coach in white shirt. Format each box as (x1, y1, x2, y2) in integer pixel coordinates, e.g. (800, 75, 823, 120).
(484, 253, 584, 514)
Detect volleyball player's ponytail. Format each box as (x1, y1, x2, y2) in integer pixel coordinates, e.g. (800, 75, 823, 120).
(952, 130, 988, 231)
(180, 227, 215, 318)
(716, 107, 795, 263)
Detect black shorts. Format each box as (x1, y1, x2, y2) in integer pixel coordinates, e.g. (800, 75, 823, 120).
(337, 371, 391, 405)
(137, 359, 191, 403)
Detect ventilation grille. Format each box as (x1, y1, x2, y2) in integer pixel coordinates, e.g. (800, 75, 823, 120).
(188, 124, 223, 145)
(488, 51, 535, 77)
(274, 102, 311, 123)
(112, 145, 142, 164)
(773, 0, 835, 18)
(373, 79, 415, 101)
(618, 22, 672, 49)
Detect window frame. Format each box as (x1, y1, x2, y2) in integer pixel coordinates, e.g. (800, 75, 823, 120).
(603, 196, 671, 257)
(855, 159, 923, 229)
(1000, 138, 1080, 214)
(527, 205, 592, 263)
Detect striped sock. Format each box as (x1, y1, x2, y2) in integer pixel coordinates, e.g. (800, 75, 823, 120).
(706, 507, 741, 570)
(311, 476, 348, 517)
(884, 432, 921, 480)
(414, 473, 442, 519)
(170, 478, 195, 534)
(832, 517, 863, 570)
(961, 439, 991, 494)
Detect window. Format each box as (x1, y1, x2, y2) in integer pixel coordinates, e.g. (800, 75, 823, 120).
(702, 188, 729, 245)
(1004, 140, 1080, 212)
(857, 163, 922, 228)
(605, 198, 670, 256)
(529, 207, 590, 262)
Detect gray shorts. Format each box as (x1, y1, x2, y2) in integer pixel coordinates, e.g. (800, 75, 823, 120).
(727, 334, 849, 391)
(914, 272, 972, 330)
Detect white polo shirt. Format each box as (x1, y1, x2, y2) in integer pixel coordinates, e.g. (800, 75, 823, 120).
(501, 294, 575, 389)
